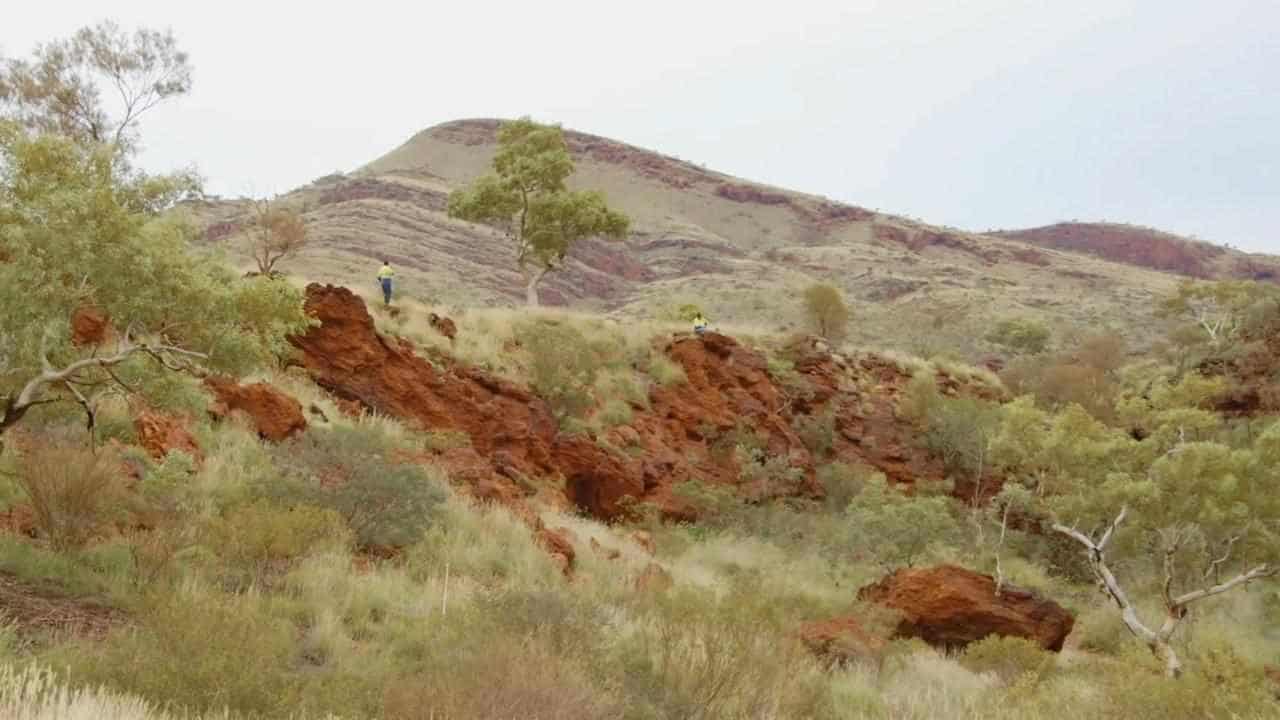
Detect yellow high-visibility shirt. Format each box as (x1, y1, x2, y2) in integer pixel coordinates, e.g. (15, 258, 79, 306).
(377, 265, 395, 280)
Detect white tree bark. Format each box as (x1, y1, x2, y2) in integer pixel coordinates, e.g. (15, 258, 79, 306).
(524, 267, 550, 308)
(1053, 509, 1274, 678)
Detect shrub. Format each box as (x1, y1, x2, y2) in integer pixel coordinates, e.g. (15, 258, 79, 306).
(847, 475, 960, 568)
(202, 500, 350, 587)
(597, 398, 634, 428)
(803, 283, 850, 343)
(10, 444, 125, 550)
(420, 429, 471, 452)
(595, 367, 649, 409)
(53, 588, 301, 716)
(515, 320, 602, 421)
(268, 425, 446, 548)
(383, 634, 619, 720)
(986, 318, 1051, 355)
(959, 635, 1055, 684)
(795, 407, 837, 458)
(646, 351, 687, 387)
(819, 462, 879, 513)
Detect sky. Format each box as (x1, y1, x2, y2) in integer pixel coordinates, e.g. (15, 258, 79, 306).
(5, 0, 1278, 253)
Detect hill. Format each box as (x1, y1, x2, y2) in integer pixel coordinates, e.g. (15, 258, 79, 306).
(189, 119, 1274, 356)
(994, 222, 1280, 282)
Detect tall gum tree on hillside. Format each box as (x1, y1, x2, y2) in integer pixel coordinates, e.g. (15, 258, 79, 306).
(447, 118, 629, 307)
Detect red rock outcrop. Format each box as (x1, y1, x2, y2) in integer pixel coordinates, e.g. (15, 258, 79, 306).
(427, 313, 457, 341)
(204, 376, 308, 442)
(289, 285, 821, 524)
(797, 616, 886, 665)
(787, 338, 1005, 502)
(70, 306, 111, 347)
(858, 565, 1074, 652)
(133, 409, 202, 462)
(995, 223, 1280, 282)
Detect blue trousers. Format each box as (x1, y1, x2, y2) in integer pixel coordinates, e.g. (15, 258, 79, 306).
(380, 278, 392, 304)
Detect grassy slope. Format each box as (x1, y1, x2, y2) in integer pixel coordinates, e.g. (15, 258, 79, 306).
(1, 297, 1277, 719)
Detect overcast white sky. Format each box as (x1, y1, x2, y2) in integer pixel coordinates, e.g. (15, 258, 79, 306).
(6, 0, 1277, 252)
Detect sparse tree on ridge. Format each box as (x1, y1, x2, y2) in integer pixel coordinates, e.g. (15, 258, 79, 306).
(447, 117, 630, 307)
(803, 283, 850, 343)
(247, 198, 308, 276)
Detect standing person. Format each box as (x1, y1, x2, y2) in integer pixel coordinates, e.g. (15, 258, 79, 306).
(377, 260, 395, 305)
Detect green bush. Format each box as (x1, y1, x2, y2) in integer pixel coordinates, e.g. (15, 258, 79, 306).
(803, 283, 851, 343)
(597, 398, 634, 428)
(959, 635, 1055, 684)
(819, 462, 879, 513)
(202, 500, 350, 587)
(268, 425, 446, 548)
(646, 352, 687, 387)
(847, 475, 960, 568)
(795, 406, 837, 458)
(515, 320, 602, 421)
(986, 318, 1051, 355)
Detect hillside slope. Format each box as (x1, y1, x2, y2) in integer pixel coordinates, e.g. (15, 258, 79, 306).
(190, 119, 1271, 355)
(995, 223, 1280, 282)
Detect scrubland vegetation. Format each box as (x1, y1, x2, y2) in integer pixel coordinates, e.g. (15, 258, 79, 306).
(1, 21, 1278, 720)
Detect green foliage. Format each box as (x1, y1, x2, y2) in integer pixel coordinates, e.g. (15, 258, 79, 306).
(446, 117, 629, 304)
(267, 424, 446, 548)
(0, 21, 192, 153)
(0, 126, 311, 435)
(515, 320, 602, 421)
(796, 406, 837, 458)
(847, 475, 960, 568)
(201, 499, 351, 587)
(959, 635, 1055, 684)
(819, 462, 877, 513)
(986, 318, 1051, 355)
(1158, 279, 1279, 349)
(597, 397, 633, 428)
(803, 283, 850, 343)
(645, 350, 688, 387)
(674, 303, 705, 322)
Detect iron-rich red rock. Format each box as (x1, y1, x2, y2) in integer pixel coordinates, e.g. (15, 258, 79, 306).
(204, 376, 307, 442)
(858, 564, 1075, 652)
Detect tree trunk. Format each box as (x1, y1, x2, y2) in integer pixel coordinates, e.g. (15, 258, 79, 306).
(1152, 637, 1183, 678)
(524, 268, 549, 308)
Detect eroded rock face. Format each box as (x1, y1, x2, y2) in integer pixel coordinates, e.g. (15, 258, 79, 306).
(797, 616, 887, 666)
(289, 286, 822, 523)
(70, 306, 111, 347)
(134, 409, 201, 462)
(858, 565, 1075, 652)
(787, 339, 1006, 502)
(204, 376, 307, 442)
(427, 313, 457, 341)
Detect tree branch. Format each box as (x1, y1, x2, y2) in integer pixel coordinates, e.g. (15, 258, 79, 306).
(1172, 564, 1276, 608)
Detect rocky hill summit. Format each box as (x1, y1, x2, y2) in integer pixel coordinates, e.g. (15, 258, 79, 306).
(189, 119, 1280, 355)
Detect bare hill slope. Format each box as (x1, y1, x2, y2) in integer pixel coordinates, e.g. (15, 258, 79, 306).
(190, 119, 1274, 354)
(994, 222, 1280, 282)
